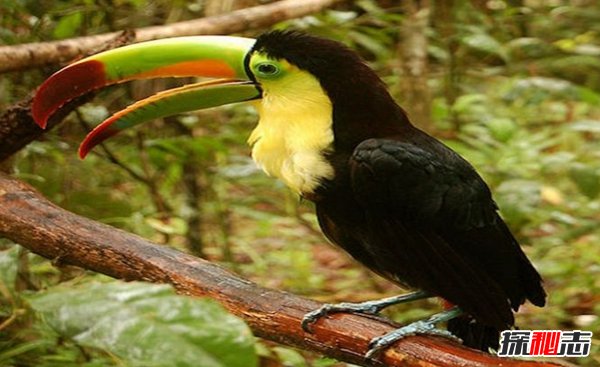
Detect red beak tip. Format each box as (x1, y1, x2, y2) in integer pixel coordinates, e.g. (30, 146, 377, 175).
(36, 120, 48, 129)
(31, 100, 49, 129)
(78, 145, 90, 159)
(32, 59, 107, 132)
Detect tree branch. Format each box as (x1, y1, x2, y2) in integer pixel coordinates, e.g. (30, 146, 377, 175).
(0, 30, 136, 162)
(0, 173, 562, 367)
(0, 0, 345, 74)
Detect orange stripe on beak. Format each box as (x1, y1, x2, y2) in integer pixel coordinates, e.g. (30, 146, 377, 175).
(132, 60, 237, 79)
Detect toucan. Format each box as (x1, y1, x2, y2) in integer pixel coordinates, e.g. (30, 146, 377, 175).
(32, 30, 546, 357)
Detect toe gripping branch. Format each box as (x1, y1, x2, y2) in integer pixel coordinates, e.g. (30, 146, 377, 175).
(301, 290, 431, 332)
(366, 307, 464, 359)
(300, 290, 464, 360)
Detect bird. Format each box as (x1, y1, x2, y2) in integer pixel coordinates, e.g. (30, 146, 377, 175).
(32, 30, 546, 358)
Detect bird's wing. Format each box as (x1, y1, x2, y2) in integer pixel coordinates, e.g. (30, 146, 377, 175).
(350, 138, 497, 231)
(348, 138, 544, 327)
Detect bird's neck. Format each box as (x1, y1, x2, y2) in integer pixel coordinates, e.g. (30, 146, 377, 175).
(320, 67, 413, 151)
(332, 99, 411, 151)
(248, 80, 335, 195)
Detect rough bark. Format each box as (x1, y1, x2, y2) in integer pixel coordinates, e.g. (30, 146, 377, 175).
(0, 173, 563, 367)
(0, 0, 345, 74)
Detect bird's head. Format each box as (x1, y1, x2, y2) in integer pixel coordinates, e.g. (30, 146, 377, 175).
(32, 30, 398, 158)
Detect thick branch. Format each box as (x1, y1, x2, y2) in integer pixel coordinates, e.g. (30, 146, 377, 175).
(0, 174, 561, 367)
(0, 0, 345, 74)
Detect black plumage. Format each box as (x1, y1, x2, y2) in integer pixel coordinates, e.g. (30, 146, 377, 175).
(254, 31, 546, 351)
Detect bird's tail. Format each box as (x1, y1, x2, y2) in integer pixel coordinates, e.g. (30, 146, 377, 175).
(447, 315, 501, 351)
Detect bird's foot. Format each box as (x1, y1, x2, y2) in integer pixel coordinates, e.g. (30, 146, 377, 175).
(302, 301, 383, 332)
(365, 307, 463, 359)
(301, 291, 430, 333)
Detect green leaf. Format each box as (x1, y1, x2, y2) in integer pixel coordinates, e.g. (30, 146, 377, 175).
(575, 86, 600, 105)
(0, 246, 19, 293)
(451, 94, 490, 121)
(495, 180, 541, 227)
(324, 10, 357, 24)
(570, 120, 600, 134)
(26, 281, 257, 367)
(486, 118, 517, 143)
(0, 340, 52, 363)
(347, 30, 391, 59)
(272, 346, 307, 367)
(569, 163, 600, 199)
(78, 105, 110, 126)
(505, 37, 554, 59)
(53, 12, 83, 40)
(145, 217, 187, 235)
(356, 0, 386, 17)
(460, 33, 508, 61)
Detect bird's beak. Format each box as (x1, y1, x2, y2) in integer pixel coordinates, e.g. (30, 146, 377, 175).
(31, 36, 260, 158)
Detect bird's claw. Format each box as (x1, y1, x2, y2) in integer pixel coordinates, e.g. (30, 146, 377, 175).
(301, 307, 328, 333)
(365, 320, 463, 359)
(301, 301, 381, 333)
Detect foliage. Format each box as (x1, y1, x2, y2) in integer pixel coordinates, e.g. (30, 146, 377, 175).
(1, 0, 599, 366)
(0, 248, 257, 367)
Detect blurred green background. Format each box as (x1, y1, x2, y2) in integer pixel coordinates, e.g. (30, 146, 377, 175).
(0, 0, 599, 366)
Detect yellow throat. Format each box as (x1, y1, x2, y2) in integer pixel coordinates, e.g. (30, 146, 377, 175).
(248, 62, 335, 195)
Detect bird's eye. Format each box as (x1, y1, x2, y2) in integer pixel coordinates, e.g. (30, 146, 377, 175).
(256, 62, 280, 77)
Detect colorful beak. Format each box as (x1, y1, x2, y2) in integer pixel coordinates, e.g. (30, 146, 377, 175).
(31, 36, 261, 158)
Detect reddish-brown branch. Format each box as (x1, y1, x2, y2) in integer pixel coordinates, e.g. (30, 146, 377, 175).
(0, 174, 563, 367)
(0, 0, 345, 74)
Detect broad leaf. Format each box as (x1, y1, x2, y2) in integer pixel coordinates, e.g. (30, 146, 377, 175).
(27, 281, 257, 367)
(460, 33, 509, 61)
(569, 163, 600, 199)
(53, 12, 83, 40)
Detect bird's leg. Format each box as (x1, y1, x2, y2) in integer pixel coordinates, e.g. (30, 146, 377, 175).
(366, 306, 463, 359)
(301, 290, 431, 332)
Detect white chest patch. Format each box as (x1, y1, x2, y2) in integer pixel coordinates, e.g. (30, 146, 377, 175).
(247, 76, 335, 194)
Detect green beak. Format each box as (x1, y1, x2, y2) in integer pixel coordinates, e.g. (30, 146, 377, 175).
(31, 36, 261, 158)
